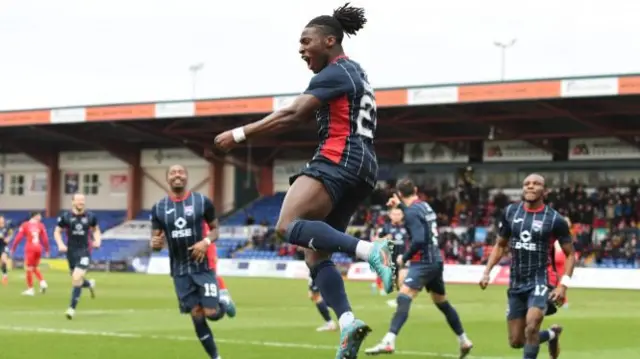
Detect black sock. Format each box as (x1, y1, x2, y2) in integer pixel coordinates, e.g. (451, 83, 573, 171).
(285, 220, 359, 255)
(313, 260, 352, 318)
(192, 316, 218, 359)
(523, 343, 540, 359)
(70, 286, 82, 309)
(1, 262, 6, 275)
(315, 300, 332, 322)
(82, 279, 91, 288)
(435, 301, 465, 336)
(389, 294, 412, 335)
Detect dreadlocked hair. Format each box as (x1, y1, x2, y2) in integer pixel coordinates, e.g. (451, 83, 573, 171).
(306, 2, 367, 44)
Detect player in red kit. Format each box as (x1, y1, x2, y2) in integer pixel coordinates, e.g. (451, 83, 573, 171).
(10, 212, 50, 296)
(204, 222, 234, 304)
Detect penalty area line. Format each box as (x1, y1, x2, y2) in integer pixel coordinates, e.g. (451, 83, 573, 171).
(0, 325, 507, 359)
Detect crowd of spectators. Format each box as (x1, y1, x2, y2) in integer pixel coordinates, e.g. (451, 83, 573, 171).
(233, 173, 640, 267)
(350, 175, 640, 267)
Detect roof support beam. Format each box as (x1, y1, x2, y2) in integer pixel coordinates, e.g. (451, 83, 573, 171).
(538, 101, 640, 150)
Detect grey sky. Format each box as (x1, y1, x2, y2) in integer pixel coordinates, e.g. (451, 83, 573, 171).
(1, 0, 638, 111)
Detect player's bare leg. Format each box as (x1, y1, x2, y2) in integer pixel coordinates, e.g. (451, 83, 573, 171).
(277, 176, 394, 292)
(191, 305, 222, 359)
(276, 176, 387, 358)
(430, 292, 473, 358)
(1, 252, 9, 285)
(523, 307, 545, 359)
(507, 317, 526, 349)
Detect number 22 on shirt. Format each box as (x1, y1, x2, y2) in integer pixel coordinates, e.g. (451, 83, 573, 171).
(355, 79, 377, 139)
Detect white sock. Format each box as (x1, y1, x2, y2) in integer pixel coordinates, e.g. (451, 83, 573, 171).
(338, 312, 355, 330)
(457, 332, 470, 344)
(548, 329, 556, 341)
(382, 332, 396, 344)
(355, 241, 374, 261)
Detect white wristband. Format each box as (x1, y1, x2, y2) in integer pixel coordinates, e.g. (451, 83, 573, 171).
(560, 275, 572, 287)
(231, 127, 246, 143)
(204, 237, 212, 245)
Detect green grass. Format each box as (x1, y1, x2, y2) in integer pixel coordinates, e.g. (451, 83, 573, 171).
(0, 270, 639, 359)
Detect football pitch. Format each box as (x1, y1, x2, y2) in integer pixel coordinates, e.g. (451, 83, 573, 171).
(0, 271, 639, 359)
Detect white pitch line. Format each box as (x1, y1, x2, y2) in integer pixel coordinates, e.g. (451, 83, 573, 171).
(0, 325, 509, 359)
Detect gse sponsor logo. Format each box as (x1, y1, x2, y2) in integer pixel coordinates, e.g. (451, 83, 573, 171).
(515, 230, 537, 251)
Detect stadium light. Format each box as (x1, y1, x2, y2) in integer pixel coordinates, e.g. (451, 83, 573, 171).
(493, 39, 517, 81)
(189, 62, 205, 99)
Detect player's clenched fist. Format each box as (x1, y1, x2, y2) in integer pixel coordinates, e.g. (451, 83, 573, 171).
(151, 233, 165, 251)
(386, 194, 401, 208)
(479, 273, 490, 290)
(214, 130, 238, 153)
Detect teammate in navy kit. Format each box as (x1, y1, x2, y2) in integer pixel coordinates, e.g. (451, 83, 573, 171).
(54, 194, 101, 319)
(366, 179, 473, 358)
(480, 173, 576, 359)
(150, 164, 236, 359)
(376, 207, 410, 302)
(214, 4, 393, 358)
(0, 216, 13, 285)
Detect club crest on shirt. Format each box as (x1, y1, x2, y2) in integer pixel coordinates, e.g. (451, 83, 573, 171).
(184, 205, 194, 216)
(532, 220, 543, 232)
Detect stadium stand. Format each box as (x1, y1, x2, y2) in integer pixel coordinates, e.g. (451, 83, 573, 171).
(5, 174, 638, 270)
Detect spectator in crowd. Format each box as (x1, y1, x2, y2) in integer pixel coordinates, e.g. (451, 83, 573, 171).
(228, 179, 639, 268)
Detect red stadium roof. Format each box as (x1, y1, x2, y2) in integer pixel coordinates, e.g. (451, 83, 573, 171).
(1, 73, 640, 165)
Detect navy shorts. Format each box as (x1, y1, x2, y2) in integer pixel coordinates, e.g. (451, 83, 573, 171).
(173, 271, 220, 314)
(403, 262, 445, 295)
(290, 159, 374, 232)
(506, 285, 557, 320)
(67, 249, 91, 272)
(0, 243, 7, 255)
(308, 277, 320, 293)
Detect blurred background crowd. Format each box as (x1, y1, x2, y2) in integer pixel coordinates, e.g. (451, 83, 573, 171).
(232, 168, 640, 269)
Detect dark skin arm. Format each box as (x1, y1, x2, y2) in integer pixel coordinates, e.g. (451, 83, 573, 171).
(188, 219, 220, 262)
(479, 236, 509, 289)
(207, 219, 219, 243)
(213, 95, 321, 152)
(549, 242, 576, 304)
(150, 229, 164, 251)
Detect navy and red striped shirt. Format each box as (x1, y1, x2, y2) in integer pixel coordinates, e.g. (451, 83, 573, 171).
(498, 203, 571, 292)
(303, 56, 378, 186)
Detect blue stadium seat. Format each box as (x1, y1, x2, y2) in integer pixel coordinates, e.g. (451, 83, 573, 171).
(223, 193, 286, 225)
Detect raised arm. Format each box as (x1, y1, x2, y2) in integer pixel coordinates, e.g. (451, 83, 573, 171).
(214, 67, 350, 151)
